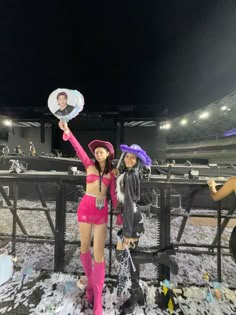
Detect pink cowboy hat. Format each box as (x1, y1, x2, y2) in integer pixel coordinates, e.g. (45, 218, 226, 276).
(88, 140, 114, 160)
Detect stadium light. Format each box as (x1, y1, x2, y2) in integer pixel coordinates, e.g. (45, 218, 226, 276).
(221, 106, 227, 111)
(199, 112, 209, 119)
(3, 119, 12, 127)
(164, 122, 171, 130)
(180, 119, 187, 126)
(160, 122, 171, 130)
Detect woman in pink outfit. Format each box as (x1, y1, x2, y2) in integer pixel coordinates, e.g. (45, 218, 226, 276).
(59, 122, 117, 315)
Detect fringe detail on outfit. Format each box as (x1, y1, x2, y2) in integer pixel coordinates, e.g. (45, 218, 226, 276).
(116, 173, 125, 204)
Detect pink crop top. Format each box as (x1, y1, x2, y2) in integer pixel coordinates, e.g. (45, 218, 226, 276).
(86, 174, 111, 186)
(63, 130, 118, 208)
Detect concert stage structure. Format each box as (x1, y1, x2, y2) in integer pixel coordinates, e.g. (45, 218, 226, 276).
(0, 168, 235, 284)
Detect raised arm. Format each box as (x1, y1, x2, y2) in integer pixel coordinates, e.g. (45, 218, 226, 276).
(59, 122, 94, 169)
(208, 177, 236, 201)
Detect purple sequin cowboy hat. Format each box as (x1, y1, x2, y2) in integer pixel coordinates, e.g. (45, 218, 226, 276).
(120, 144, 152, 166)
(88, 140, 114, 160)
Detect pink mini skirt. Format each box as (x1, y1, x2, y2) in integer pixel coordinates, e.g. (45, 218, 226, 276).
(77, 193, 108, 224)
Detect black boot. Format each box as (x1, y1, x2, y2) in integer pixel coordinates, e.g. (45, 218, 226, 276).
(120, 285, 144, 314)
(120, 253, 145, 314)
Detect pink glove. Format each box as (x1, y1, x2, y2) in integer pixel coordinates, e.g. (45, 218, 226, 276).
(115, 213, 123, 226)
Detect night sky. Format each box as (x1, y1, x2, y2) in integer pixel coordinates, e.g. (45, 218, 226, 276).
(1, 0, 236, 117)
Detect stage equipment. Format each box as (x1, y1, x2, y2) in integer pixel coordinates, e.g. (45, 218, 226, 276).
(9, 160, 27, 174)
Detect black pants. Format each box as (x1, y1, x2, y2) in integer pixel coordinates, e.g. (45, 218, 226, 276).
(129, 240, 140, 289)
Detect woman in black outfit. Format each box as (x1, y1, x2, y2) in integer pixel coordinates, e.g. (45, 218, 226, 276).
(115, 143, 178, 314)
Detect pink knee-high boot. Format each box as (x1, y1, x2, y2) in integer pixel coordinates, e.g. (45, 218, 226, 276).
(93, 261, 105, 315)
(80, 251, 94, 303)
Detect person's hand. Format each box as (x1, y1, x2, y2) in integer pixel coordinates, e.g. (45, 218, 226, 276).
(123, 237, 138, 249)
(207, 179, 216, 188)
(58, 121, 69, 132)
(112, 168, 119, 177)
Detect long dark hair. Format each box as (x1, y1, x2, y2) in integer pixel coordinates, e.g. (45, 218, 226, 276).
(124, 156, 141, 176)
(124, 156, 148, 180)
(94, 147, 111, 175)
